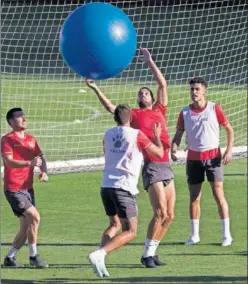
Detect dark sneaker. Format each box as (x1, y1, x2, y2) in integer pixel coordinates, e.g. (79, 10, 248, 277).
(3, 256, 24, 268)
(141, 256, 156, 268)
(29, 255, 49, 268)
(153, 255, 167, 266)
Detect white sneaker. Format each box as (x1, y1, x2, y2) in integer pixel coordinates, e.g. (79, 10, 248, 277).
(221, 237, 233, 247)
(185, 236, 200, 245)
(88, 250, 110, 278)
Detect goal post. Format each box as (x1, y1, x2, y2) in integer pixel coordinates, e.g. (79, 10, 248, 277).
(1, 0, 247, 174)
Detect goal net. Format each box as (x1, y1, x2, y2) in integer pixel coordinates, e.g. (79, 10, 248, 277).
(1, 0, 247, 174)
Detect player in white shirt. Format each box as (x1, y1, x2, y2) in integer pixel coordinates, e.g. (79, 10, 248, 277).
(171, 77, 234, 247)
(88, 104, 164, 278)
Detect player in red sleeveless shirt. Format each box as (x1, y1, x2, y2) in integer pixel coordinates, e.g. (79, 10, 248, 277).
(171, 77, 234, 247)
(1, 108, 49, 268)
(85, 48, 176, 268)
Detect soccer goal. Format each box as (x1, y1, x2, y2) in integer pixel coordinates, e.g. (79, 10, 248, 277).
(1, 0, 247, 174)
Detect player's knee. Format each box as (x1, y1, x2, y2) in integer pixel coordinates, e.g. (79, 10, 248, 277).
(30, 212, 40, 227)
(154, 208, 167, 224)
(110, 219, 121, 230)
(190, 194, 201, 203)
(128, 227, 137, 240)
(167, 212, 174, 223)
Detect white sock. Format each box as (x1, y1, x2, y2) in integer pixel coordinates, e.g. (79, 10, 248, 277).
(28, 243, 37, 257)
(190, 219, 200, 239)
(100, 248, 107, 257)
(221, 218, 231, 239)
(7, 246, 18, 258)
(142, 238, 160, 258)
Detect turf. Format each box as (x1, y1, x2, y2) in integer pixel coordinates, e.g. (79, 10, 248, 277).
(1, 159, 247, 283)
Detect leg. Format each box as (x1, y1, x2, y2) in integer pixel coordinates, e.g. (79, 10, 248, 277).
(156, 180, 176, 241)
(102, 216, 137, 253)
(89, 188, 137, 278)
(12, 216, 28, 249)
(100, 215, 121, 247)
(210, 182, 229, 219)
(4, 216, 28, 267)
(210, 181, 232, 246)
(189, 183, 202, 220)
(207, 157, 232, 246)
(146, 182, 168, 241)
(24, 206, 48, 268)
(141, 182, 168, 268)
(24, 206, 40, 246)
(184, 183, 202, 245)
(4, 190, 32, 267)
(185, 160, 205, 245)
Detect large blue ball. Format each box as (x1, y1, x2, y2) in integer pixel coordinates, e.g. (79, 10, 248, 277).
(59, 3, 137, 80)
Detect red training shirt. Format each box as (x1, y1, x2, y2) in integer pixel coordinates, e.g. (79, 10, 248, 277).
(1, 132, 42, 191)
(131, 102, 171, 162)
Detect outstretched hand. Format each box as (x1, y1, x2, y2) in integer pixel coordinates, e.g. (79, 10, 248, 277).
(140, 47, 152, 63)
(85, 78, 97, 90)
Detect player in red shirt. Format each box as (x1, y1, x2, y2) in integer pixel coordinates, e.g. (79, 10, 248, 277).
(171, 77, 234, 247)
(1, 108, 49, 268)
(85, 48, 176, 268)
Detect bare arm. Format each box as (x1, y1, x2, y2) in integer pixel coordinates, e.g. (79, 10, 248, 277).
(40, 155, 47, 173)
(2, 154, 42, 168)
(141, 48, 167, 106)
(171, 129, 185, 161)
(85, 79, 116, 114)
(222, 122, 234, 165)
(146, 123, 164, 158)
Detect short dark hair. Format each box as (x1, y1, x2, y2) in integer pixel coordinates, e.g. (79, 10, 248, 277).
(188, 77, 208, 88)
(139, 87, 155, 103)
(114, 104, 131, 125)
(6, 107, 23, 125)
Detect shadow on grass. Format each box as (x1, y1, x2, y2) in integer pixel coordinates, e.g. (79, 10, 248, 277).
(1, 263, 143, 269)
(2, 276, 248, 283)
(1, 241, 185, 247)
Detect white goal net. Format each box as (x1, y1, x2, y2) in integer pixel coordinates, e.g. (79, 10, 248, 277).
(1, 0, 247, 173)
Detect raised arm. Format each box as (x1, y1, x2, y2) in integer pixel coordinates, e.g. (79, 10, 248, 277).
(85, 79, 116, 114)
(222, 122, 234, 165)
(140, 48, 167, 107)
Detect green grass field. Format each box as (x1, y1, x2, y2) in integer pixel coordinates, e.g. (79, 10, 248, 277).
(1, 77, 247, 161)
(1, 159, 247, 284)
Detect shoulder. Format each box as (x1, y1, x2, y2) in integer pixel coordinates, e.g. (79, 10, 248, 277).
(1, 132, 12, 143)
(183, 105, 190, 113)
(131, 108, 140, 115)
(207, 101, 216, 109)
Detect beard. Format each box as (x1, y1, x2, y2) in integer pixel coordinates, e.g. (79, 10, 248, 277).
(138, 101, 152, 109)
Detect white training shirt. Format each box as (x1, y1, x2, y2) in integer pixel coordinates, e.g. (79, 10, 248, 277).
(101, 126, 147, 196)
(183, 101, 220, 152)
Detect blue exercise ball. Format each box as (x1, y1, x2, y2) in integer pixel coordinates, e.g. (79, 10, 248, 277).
(59, 2, 137, 80)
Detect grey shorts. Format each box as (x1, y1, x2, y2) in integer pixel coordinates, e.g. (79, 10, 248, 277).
(4, 188, 35, 217)
(142, 162, 174, 190)
(186, 157, 224, 185)
(101, 187, 138, 219)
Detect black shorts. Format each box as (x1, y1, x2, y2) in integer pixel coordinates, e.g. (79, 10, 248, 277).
(101, 187, 138, 219)
(4, 188, 35, 217)
(186, 157, 224, 185)
(142, 162, 174, 190)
